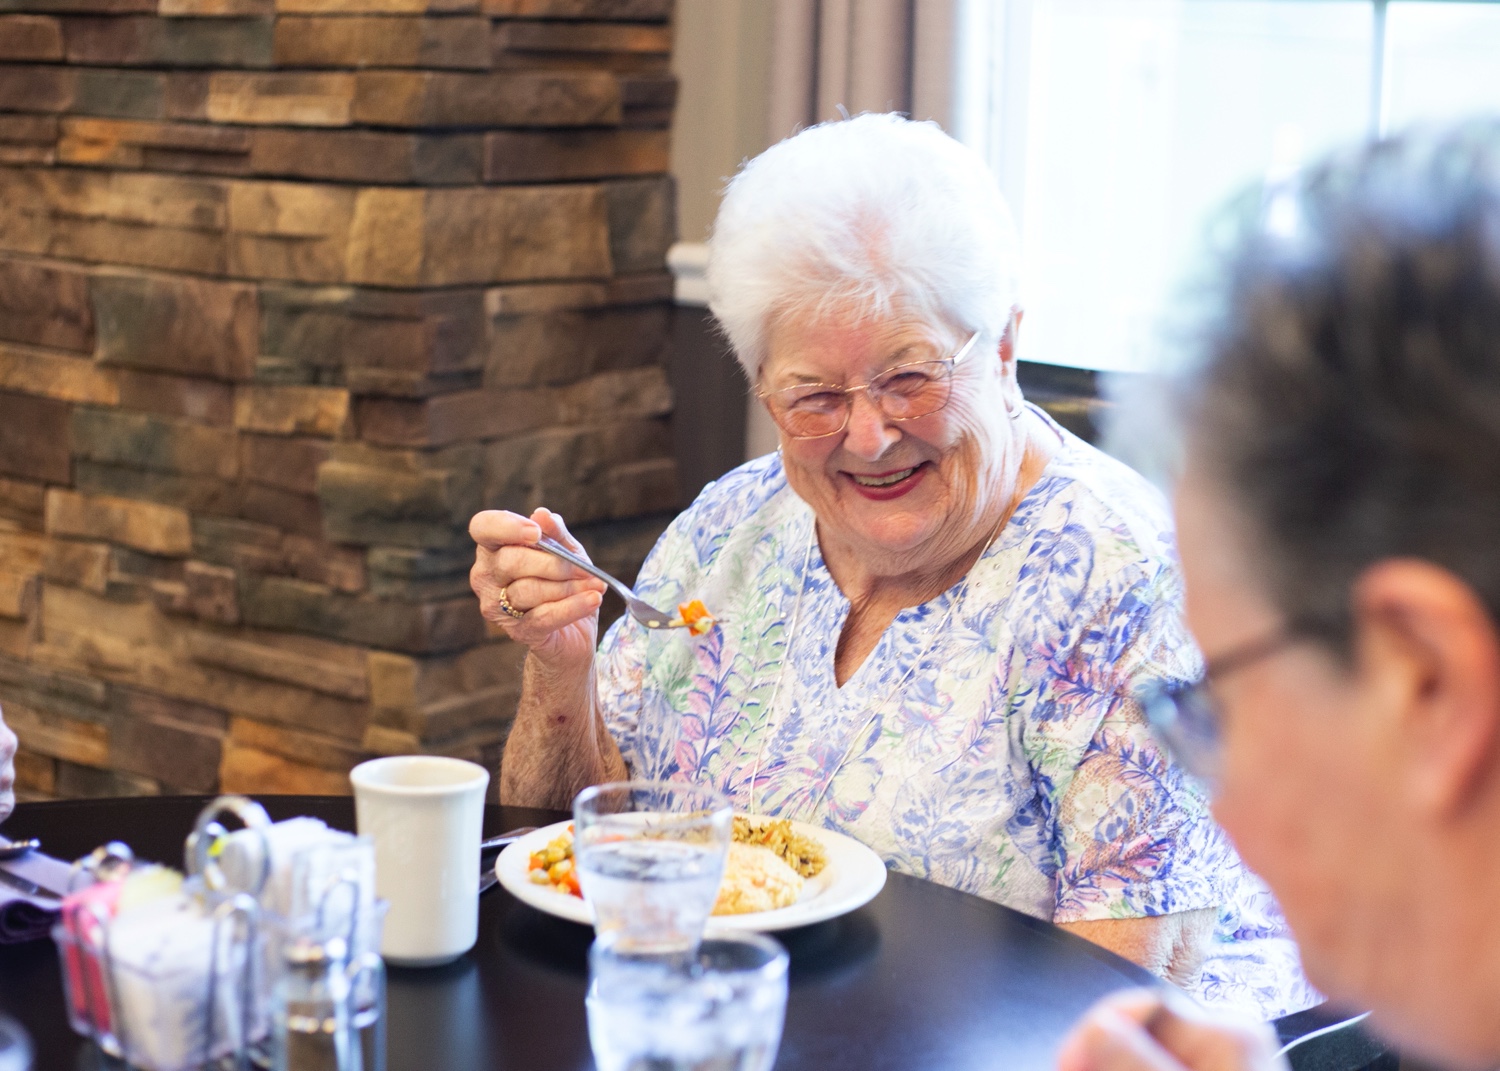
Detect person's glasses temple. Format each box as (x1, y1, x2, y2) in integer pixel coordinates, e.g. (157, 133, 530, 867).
(1202, 615, 1336, 683)
(950, 330, 982, 366)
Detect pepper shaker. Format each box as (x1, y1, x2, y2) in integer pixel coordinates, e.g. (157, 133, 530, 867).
(272, 936, 354, 1071)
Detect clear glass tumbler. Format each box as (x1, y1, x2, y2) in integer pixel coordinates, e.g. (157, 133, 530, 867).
(586, 933, 789, 1071)
(572, 781, 732, 954)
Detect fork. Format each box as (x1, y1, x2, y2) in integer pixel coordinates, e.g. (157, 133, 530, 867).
(533, 535, 683, 630)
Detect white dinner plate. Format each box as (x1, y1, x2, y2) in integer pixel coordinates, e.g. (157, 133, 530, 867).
(495, 818, 888, 932)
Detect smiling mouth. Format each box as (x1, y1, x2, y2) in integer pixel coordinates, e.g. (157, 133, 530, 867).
(849, 466, 919, 488)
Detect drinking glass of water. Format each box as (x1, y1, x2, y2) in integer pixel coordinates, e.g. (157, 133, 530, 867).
(572, 781, 732, 953)
(587, 933, 789, 1071)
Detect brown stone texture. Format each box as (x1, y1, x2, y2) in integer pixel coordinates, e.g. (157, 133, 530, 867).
(273, 16, 489, 69)
(206, 70, 354, 125)
(0, 15, 64, 60)
(0, 64, 76, 113)
(484, 126, 667, 183)
(350, 69, 620, 128)
(0, 258, 93, 351)
(61, 16, 275, 68)
(0, 390, 72, 483)
(0, 0, 678, 800)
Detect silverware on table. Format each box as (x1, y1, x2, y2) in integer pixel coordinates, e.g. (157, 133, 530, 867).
(480, 827, 537, 854)
(0, 865, 63, 901)
(533, 535, 687, 630)
(477, 826, 539, 895)
(0, 835, 40, 861)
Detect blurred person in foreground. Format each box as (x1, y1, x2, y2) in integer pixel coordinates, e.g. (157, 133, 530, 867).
(1060, 122, 1500, 1070)
(471, 113, 1312, 1019)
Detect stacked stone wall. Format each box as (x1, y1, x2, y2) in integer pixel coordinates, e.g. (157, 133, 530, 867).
(0, 0, 678, 798)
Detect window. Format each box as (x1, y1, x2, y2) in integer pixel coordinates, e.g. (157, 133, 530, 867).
(957, 0, 1500, 374)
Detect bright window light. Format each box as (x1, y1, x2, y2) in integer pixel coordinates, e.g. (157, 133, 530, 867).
(1385, 3, 1500, 129)
(965, 0, 1500, 374)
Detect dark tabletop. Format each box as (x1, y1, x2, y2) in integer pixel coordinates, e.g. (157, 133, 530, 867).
(0, 795, 1161, 1071)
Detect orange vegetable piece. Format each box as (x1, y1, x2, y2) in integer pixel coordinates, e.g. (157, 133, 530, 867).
(673, 599, 716, 636)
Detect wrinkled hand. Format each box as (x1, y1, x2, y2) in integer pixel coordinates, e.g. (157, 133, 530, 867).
(469, 508, 608, 668)
(0, 704, 17, 823)
(1057, 990, 1287, 1071)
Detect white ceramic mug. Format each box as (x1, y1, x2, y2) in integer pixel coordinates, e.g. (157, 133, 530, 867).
(349, 755, 490, 967)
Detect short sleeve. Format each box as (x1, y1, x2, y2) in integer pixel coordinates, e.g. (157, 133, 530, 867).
(1036, 568, 1237, 924)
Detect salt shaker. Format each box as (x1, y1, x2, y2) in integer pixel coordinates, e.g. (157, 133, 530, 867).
(272, 936, 353, 1071)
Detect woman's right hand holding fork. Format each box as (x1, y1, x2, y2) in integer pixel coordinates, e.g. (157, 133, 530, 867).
(469, 507, 609, 674)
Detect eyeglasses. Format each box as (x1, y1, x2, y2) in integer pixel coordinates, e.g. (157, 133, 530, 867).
(756, 330, 983, 440)
(1137, 621, 1328, 788)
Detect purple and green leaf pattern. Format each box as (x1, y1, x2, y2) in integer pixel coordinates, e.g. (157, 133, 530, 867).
(595, 413, 1318, 1021)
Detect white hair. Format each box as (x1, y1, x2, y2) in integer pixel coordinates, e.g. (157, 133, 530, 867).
(707, 112, 1022, 378)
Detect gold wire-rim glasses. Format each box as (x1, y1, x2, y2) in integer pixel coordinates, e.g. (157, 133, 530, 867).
(755, 330, 983, 440)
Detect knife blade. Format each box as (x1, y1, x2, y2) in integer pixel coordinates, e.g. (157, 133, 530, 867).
(480, 826, 537, 853)
(0, 865, 65, 901)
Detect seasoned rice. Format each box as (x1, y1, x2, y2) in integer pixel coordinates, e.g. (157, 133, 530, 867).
(732, 816, 827, 878)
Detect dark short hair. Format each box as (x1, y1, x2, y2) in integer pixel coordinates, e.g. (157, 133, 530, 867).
(1188, 121, 1500, 648)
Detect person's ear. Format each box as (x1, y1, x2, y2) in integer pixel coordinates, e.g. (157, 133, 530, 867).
(1351, 560, 1500, 817)
(998, 307, 1024, 369)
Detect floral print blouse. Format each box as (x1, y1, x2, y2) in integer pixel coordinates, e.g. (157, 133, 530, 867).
(596, 411, 1317, 1021)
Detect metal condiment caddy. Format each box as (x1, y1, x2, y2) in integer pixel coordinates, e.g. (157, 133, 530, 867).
(52, 797, 386, 1071)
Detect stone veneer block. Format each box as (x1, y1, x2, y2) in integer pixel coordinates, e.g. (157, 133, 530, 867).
(272, 16, 490, 69)
(45, 488, 194, 555)
(482, 0, 669, 19)
(0, 14, 64, 60)
(0, 257, 94, 351)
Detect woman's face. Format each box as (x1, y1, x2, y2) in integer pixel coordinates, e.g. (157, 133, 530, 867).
(759, 307, 1023, 578)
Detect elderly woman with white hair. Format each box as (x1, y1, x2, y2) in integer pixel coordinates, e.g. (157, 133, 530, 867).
(469, 114, 1312, 1020)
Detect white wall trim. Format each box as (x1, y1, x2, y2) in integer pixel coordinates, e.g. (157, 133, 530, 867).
(667, 241, 711, 307)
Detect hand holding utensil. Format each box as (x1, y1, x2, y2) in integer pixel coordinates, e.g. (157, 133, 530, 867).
(472, 509, 718, 648)
(529, 537, 704, 632)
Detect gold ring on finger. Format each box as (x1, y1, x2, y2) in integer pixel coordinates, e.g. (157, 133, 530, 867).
(497, 585, 526, 620)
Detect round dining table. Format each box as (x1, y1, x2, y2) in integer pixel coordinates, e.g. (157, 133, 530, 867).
(0, 795, 1162, 1071)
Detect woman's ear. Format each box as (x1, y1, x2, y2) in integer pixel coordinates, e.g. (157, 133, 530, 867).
(1351, 560, 1500, 819)
(999, 308, 1025, 370)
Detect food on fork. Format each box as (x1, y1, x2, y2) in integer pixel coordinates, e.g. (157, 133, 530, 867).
(668, 599, 716, 635)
